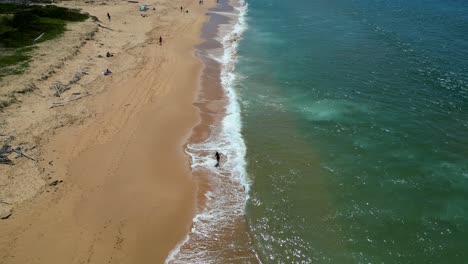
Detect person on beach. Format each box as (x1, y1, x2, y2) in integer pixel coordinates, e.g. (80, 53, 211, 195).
(159, 36, 163, 45)
(180, 6, 183, 12)
(103, 69, 112, 76)
(215, 151, 221, 167)
(107, 12, 111, 21)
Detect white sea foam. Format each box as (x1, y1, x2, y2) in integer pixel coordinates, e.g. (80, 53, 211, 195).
(165, 1, 250, 263)
(208, 10, 239, 17)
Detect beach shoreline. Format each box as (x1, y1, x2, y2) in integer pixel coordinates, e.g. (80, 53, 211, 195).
(0, 0, 217, 263)
(167, 0, 260, 262)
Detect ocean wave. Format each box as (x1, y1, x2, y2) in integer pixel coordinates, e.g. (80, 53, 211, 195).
(165, 1, 251, 263)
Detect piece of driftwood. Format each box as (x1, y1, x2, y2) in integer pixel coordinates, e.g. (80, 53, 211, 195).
(1, 213, 12, 220)
(53, 82, 62, 97)
(50, 93, 92, 108)
(12, 147, 36, 162)
(0, 143, 36, 163)
(0, 158, 12, 165)
(0, 144, 13, 164)
(52, 81, 71, 97)
(98, 24, 114, 31)
(0, 158, 12, 164)
(34, 33, 45, 43)
(49, 180, 63, 186)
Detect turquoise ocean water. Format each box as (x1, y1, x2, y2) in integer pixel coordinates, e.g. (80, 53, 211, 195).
(236, 0, 468, 262)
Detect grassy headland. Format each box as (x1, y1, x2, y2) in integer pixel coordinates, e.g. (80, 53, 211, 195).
(0, 3, 89, 78)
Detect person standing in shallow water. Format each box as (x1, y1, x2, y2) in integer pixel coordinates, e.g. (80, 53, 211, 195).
(215, 152, 221, 167)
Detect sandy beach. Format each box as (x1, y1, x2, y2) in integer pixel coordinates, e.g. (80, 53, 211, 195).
(0, 0, 216, 262)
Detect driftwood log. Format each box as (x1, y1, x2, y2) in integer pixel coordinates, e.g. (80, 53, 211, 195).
(33, 33, 45, 43)
(0, 144, 36, 164)
(50, 93, 92, 108)
(12, 148, 36, 161)
(0, 144, 13, 165)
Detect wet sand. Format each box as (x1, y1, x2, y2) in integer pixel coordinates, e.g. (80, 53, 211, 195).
(169, 0, 260, 262)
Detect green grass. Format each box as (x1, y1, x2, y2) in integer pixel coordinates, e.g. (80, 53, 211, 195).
(0, 3, 89, 78)
(0, 47, 34, 78)
(0, 52, 30, 68)
(0, 15, 13, 34)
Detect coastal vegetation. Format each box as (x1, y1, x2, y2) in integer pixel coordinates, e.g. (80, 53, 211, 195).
(0, 3, 89, 77)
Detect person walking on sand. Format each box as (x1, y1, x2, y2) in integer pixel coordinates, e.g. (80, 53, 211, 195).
(215, 151, 221, 167)
(180, 6, 183, 12)
(159, 36, 163, 45)
(107, 12, 111, 21)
